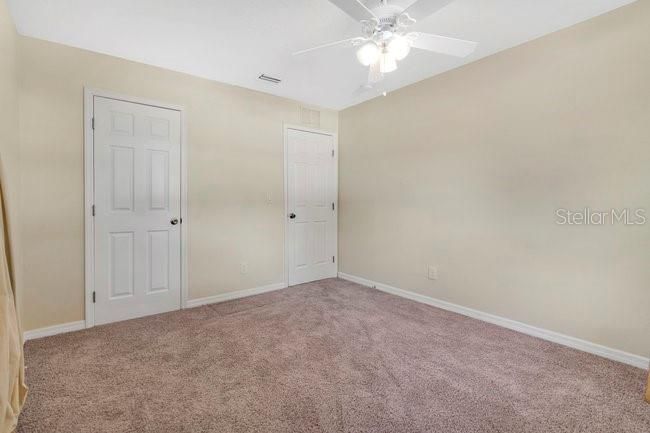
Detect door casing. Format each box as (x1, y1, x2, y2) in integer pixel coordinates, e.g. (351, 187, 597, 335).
(283, 124, 339, 286)
(84, 88, 189, 328)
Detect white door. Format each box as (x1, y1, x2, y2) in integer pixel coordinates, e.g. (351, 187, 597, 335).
(93, 96, 181, 325)
(286, 127, 338, 286)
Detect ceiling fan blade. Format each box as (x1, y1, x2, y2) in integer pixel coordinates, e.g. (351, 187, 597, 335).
(401, 0, 455, 22)
(410, 33, 477, 57)
(293, 37, 365, 55)
(327, 0, 378, 22)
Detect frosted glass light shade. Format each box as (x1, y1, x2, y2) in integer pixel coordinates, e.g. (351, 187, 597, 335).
(356, 42, 380, 66)
(379, 52, 397, 73)
(388, 36, 411, 61)
(368, 61, 383, 83)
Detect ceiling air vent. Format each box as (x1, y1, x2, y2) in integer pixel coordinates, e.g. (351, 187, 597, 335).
(258, 74, 281, 84)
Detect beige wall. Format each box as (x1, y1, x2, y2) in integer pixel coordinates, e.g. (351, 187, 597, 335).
(339, 1, 650, 358)
(8, 0, 648, 360)
(17, 36, 337, 331)
(0, 0, 21, 305)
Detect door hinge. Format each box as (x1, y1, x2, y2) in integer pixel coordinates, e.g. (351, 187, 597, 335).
(91, 117, 95, 130)
(91, 204, 95, 216)
(332, 202, 335, 211)
(92, 291, 96, 303)
(331, 149, 335, 157)
(332, 255, 335, 263)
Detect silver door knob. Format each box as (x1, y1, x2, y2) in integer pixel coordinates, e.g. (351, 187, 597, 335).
(171, 218, 179, 225)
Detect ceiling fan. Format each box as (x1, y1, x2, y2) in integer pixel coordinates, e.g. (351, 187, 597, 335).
(294, 0, 477, 83)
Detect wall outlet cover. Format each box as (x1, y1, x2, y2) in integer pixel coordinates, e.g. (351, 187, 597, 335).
(427, 265, 438, 280)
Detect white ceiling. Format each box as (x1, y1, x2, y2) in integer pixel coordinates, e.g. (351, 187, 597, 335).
(8, 0, 636, 110)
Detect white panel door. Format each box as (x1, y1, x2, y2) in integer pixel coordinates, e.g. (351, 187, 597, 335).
(287, 128, 337, 286)
(93, 96, 181, 325)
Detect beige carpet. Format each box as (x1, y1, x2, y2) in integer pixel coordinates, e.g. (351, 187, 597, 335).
(17, 278, 650, 433)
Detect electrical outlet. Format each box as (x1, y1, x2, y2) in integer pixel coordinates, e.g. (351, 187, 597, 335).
(427, 265, 438, 280)
(240, 262, 248, 275)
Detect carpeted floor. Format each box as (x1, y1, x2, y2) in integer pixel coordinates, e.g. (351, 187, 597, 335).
(18, 278, 650, 433)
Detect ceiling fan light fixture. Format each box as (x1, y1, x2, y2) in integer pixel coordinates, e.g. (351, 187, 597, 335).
(356, 42, 380, 66)
(379, 51, 397, 73)
(368, 62, 383, 83)
(388, 36, 411, 61)
(294, 0, 478, 91)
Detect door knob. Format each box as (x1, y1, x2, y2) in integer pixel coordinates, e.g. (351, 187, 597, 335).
(289, 213, 296, 219)
(171, 218, 179, 225)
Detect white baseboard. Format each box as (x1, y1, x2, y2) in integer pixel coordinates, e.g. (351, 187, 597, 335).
(22, 283, 287, 341)
(338, 272, 650, 370)
(24, 320, 86, 341)
(185, 282, 288, 309)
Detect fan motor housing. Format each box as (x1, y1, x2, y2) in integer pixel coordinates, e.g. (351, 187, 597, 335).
(373, 3, 403, 20)
(368, 3, 409, 36)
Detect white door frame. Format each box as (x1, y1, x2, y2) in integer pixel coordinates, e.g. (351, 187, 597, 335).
(283, 124, 338, 286)
(83, 88, 189, 328)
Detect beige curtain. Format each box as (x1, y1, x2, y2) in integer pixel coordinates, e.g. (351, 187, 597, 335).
(0, 182, 27, 433)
